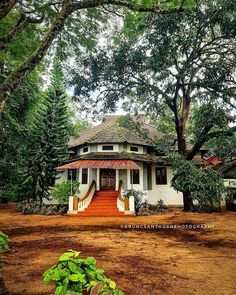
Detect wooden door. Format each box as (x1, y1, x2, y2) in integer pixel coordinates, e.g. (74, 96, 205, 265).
(100, 169, 115, 190)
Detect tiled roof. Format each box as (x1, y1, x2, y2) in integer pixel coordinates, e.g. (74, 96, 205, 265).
(73, 151, 166, 164)
(69, 116, 162, 148)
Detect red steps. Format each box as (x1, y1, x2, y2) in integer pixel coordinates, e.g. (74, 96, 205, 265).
(76, 190, 125, 216)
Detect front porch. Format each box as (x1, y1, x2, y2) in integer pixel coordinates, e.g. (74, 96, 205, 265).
(56, 159, 139, 216)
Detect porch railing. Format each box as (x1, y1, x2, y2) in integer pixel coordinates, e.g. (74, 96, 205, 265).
(117, 180, 125, 212)
(77, 180, 96, 212)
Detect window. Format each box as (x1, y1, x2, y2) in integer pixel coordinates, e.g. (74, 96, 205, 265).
(155, 167, 167, 185)
(83, 146, 88, 153)
(130, 146, 139, 152)
(82, 168, 88, 184)
(102, 145, 114, 151)
(68, 169, 77, 181)
(130, 169, 140, 184)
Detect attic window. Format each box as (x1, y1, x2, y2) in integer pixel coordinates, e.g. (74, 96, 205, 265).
(102, 145, 114, 151)
(83, 146, 88, 153)
(130, 146, 139, 152)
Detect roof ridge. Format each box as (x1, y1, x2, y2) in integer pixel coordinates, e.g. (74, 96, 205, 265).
(88, 120, 116, 142)
(114, 123, 127, 142)
(117, 123, 151, 145)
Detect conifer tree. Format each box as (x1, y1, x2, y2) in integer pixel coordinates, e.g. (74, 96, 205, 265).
(22, 62, 69, 202)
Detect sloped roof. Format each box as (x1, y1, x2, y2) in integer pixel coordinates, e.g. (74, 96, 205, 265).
(214, 158, 236, 178)
(69, 116, 162, 148)
(66, 151, 166, 164)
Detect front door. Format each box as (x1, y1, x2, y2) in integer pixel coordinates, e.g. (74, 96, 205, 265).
(100, 169, 115, 190)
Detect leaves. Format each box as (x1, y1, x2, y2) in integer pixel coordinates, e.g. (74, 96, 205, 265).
(43, 250, 124, 295)
(59, 251, 80, 262)
(0, 231, 11, 252)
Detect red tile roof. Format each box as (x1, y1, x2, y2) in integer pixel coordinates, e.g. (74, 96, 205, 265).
(56, 159, 140, 170)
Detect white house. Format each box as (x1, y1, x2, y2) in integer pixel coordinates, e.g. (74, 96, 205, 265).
(56, 115, 183, 216)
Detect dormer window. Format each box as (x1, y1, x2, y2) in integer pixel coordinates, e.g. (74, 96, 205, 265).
(83, 146, 88, 153)
(102, 145, 114, 151)
(130, 146, 139, 152)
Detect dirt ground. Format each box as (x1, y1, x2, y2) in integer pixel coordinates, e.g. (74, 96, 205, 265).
(0, 205, 236, 295)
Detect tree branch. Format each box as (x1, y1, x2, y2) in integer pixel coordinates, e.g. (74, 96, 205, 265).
(0, 0, 185, 111)
(0, 0, 18, 21)
(0, 15, 44, 51)
(186, 127, 234, 160)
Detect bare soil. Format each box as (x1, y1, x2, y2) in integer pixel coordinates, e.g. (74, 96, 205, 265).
(0, 205, 236, 295)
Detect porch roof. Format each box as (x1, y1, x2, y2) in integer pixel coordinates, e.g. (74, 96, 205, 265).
(55, 159, 140, 170)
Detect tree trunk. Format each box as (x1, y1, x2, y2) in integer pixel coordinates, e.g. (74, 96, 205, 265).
(182, 191, 195, 212)
(0, 0, 17, 21)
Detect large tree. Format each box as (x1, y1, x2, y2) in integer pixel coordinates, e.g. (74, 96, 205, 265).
(0, 0, 191, 111)
(70, 0, 236, 210)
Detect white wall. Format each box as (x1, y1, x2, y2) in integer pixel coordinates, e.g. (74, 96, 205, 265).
(127, 164, 144, 191)
(126, 144, 144, 154)
(55, 171, 68, 184)
(145, 166, 183, 206)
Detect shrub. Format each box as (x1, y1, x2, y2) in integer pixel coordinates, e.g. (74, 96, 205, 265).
(51, 181, 80, 204)
(43, 250, 124, 295)
(122, 189, 146, 213)
(18, 201, 68, 215)
(0, 231, 11, 252)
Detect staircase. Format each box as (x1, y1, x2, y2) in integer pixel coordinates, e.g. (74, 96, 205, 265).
(77, 190, 125, 216)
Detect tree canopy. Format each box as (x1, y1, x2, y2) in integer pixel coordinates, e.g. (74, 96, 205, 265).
(0, 0, 194, 111)
(70, 0, 236, 210)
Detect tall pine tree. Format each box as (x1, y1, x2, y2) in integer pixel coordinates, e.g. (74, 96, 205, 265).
(22, 62, 70, 203)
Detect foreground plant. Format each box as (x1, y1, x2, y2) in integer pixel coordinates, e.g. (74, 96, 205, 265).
(0, 231, 11, 252)
(43, 250, 124, 295)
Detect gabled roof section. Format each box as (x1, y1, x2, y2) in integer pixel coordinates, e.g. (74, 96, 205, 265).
(69, 115, 162, 148)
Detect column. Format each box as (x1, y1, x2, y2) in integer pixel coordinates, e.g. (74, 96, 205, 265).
(115, 169, 119, 190)
(96, 168, 100, 190)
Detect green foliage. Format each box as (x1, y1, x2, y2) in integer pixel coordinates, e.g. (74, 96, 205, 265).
(122, 189, 145, 212)
(170, 154, 225, 211)
(51, 181, 80, 204)
(69, 118, 92, 137)
(206, 135, 236, 162)
(189, 104, 229, 142)
(0, 72, 42, 202)
(0, 231, 11, 252)
(43, 250, 124, 295)
(116, 115, 151, 143)
(18, 201, 67, 215)
(19, 81, 70, 202)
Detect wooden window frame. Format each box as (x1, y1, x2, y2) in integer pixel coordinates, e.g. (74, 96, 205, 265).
(130, 169, 140, 185)
(68, 169, 77, 181)
(82, 168, 88, 184)
(102, 145, 114, 151)
(82, 146, 88, 153)
(155, 167, 167, 185)
(130, 146, 139, 152)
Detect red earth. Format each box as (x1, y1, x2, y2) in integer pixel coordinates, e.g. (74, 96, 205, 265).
(0, 204, 236, 295)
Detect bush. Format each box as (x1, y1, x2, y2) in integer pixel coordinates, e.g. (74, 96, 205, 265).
(138, 199, 168, 216)
(43, 250, 124, 295)
(0, 231, 11, 252)
(18, 201, 68, 215)
(51, 181, 80, 204)
(122, 189, 146, 213)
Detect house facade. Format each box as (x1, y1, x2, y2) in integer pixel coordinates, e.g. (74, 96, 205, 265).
(56, 115, 183, 216)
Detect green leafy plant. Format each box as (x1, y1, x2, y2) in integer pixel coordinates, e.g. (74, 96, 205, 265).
(18, 201, 68, 215)
(51, 181, 80, 204)
(0, 231, 11, 252)
(122, 189, 146, 213)
(43, 250, 124, 295)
